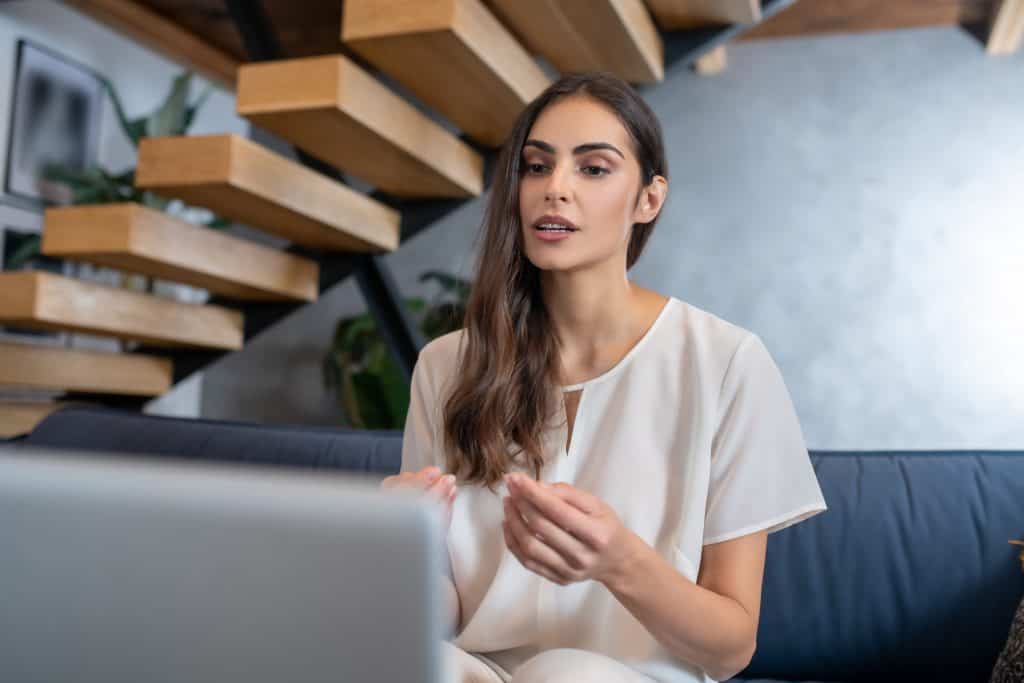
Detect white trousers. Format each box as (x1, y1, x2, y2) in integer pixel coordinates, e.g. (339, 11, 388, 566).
(442, 642, 658, 683)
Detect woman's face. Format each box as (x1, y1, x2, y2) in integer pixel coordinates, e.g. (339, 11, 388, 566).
(518, 96, 660, 273)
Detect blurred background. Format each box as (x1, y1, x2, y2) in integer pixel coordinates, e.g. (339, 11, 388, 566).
(0, 0, 1020, 449)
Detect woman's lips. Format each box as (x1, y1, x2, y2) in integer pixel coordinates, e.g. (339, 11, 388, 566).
(533, 228, 575, 242)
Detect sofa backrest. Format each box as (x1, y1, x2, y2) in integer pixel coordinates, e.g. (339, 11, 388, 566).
(22, 406, 404, 476)
(21, 407, 1024, 682)
(742, 450, 1024, 683)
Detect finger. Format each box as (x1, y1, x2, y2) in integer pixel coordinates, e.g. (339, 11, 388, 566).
(502, 517, 570, 585)
(512, 496, 588, 570)
(503, 497, 575, 579)
(418, 467, 442, 483)
(506, 476, 597, 547)
(426, 474, 456, 501)
(384, 469, 427, 488)
(427, 473, 456, 492)
(546, 482, 598, 515)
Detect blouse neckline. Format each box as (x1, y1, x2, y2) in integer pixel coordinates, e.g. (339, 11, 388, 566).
(560, 296, 677, 392)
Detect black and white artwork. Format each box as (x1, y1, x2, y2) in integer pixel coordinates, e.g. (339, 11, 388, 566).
(3, 39, 103, 206)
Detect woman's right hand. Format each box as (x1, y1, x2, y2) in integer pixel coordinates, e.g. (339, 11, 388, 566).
(380, 466, 458, 533)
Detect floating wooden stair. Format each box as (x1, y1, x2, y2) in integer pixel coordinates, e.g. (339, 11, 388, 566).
(645, 0, 761, 29)
(42, 203, 319, 302)
(341, 0, 551, 148)
(988, 0, 1024, 56)
(0, 401, 67, 438)
(237, 55, 484, 199)
(0, 272, 243, 350)
(0, 342, 172, 397)
(486, 0, 664, 84)
(135, 134, 401, 252)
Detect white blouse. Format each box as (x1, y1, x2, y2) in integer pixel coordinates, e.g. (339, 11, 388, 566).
(400, 296, 828, 682)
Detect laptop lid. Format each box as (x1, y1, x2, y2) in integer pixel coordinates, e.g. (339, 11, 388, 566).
(0, 445, 445, 683)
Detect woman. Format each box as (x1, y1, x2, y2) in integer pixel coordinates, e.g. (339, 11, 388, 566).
(382, 71, 827, 683)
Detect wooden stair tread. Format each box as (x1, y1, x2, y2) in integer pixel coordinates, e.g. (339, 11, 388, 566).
(237, 56, 485, 198)
(0, 401, 67, 438)
(341, 0, 551, 148)
(0, 271, 243, 350)
(0, 342, 172, 397)
(42, 203, 319, 302)
(989, 0, 1024, 56)
(135, 134, 401, 252)
(486, 0, 663, 84)
(645, 0, 761, 29)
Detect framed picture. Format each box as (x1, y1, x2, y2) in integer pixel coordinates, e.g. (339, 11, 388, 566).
(0, 200, 72, 347)
(3, 39, 103, 207)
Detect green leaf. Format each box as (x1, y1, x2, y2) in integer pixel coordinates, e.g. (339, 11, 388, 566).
(422, 302, 465, 338)
(111, 168, 135, 185)
(100, 76, 144, 147)
(352, 373, 391, 429)
(377, 354, 410, 428)
(419, 270, 472, 300)
(183, 84, 213, 131)
(140, 191, 169, 211)
(404, 297, 427, 314)
(146, 71, 191, 138)
(323, 269, 475, 428)
(72, 186, 109, 204)
(124, 117, 148, 145)
(204, 215, 232, 229)
(5, 234, 41, 269)
(40, 163, 94, 185)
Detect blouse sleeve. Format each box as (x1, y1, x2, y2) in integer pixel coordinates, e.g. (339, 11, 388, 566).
(703, 333, 827, 546)
(400, 352, 443, 476)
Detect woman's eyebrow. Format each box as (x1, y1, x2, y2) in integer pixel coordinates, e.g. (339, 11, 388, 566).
(523, 139, 625, 159)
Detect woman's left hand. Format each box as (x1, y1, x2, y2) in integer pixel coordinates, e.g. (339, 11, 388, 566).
(501, 472, 638, 586)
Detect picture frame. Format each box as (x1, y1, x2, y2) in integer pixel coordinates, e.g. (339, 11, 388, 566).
(3, 38, 104, 207)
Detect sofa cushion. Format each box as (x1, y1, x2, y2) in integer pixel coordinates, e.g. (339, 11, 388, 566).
(738, 451, 1024, 683)
(20, 405, 403, 476)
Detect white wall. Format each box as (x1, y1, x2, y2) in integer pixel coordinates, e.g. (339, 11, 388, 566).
(0, 0, 249, 417)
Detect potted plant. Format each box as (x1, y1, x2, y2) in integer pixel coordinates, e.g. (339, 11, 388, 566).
(323, 270, 471, 429)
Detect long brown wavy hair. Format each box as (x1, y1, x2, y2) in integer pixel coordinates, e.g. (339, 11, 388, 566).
(441, 71, 668, 490)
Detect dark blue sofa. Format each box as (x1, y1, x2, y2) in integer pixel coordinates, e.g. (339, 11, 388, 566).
(12, 406, 1024, 683)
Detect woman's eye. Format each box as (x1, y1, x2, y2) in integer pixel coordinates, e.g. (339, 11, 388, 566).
(523, 163, 608, 176)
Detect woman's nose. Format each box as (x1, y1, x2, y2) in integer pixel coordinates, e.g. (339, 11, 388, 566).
(544, 166, 570, 202)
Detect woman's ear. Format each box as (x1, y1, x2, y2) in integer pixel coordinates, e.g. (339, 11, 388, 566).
(633, 175, 668, 225)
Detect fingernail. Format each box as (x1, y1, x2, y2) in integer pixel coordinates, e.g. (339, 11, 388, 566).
(425, 469, 440, 481)
(444, 474, 455, 485)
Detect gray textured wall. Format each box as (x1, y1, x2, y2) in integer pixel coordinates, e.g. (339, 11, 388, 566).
(198, 26, 1023, 450)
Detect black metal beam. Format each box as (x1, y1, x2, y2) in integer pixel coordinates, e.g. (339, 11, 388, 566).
(659, 0, 797, 70)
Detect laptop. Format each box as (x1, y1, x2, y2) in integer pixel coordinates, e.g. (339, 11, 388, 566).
(0, 444, 447, 683)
